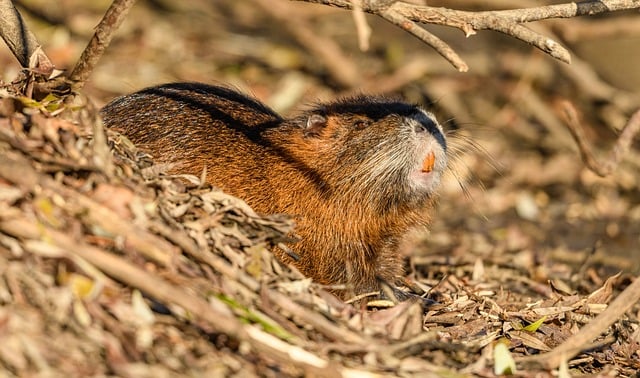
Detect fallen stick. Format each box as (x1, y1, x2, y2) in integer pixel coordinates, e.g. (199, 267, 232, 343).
(519, 274, 640, 370)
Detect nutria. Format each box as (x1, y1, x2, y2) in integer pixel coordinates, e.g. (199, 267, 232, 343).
(101, 82, 447, 299)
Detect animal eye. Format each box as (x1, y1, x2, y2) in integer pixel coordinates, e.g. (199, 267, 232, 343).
(354, 120, 369, 130)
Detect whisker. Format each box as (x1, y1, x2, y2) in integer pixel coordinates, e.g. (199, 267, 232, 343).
(446, 130, 503, 176)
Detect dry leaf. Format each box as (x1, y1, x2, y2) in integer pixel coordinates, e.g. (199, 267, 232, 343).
(587, 272, 621, 305)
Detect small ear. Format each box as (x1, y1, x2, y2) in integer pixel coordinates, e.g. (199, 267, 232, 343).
(303, 114, 327, 137)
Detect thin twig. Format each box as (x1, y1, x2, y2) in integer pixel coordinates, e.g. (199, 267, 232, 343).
(264, 289, 368, 345)
(469, 0, 640, 22)
(153, 211, 369, 345)
(293, 0, 640, 69)
(0, 149, 369, 377)
(519, 274, 640, 370)
(69, 0, 137, 90)
(378, 8, 469, 72)
(560, 102, 640, 177)
(0, 151, 177, 268)
(0, 216, 346, 376)
(351, 0, 372, 51)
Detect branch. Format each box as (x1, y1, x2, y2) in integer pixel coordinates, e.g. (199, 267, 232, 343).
(293, 0, 640, 70)
(351, 0, 372, 51)
(519, 274, 640, 370)
(0, 150, 365, 376)
(0, 0, 54, 74)
(1, 0, 136, 97)
(559, 102, 640, 177)
(377, 7, 469, 72)
(68, 0, 137, 90)
(0, 216, 344, 376)
(468, 0, 640, 22)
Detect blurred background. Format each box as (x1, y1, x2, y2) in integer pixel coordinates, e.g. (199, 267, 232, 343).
(3, 0, 639, 281)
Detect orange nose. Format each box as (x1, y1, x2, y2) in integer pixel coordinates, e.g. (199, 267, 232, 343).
(422, 152, 435, 173)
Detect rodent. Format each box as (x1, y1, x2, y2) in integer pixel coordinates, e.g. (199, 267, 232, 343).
(101, 82, 447, 299)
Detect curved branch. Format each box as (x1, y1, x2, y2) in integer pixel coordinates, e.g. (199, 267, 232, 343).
(560, 102, 640, 177)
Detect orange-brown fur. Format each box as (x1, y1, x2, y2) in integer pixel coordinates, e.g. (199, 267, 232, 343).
(101, 83, 447, 298)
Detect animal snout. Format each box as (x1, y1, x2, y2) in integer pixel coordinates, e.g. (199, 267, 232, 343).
(409, 111, 447, 153)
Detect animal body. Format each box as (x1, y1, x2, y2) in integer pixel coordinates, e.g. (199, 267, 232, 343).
(101, 83, 447, 298)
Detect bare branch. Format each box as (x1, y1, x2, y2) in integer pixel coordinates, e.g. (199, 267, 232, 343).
(293, 0, 640, 69)
(560, 101, 640, 177)
(0, 0, 54, 74)
(69, 0, 137, 90)
(378, 8, 469, 72)
(471, 0, 640, 22)
(351, 0, 372, 51)
(482, 18, 571, 63)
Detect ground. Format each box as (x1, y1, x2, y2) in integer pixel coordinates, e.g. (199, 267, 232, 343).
(0, 0, 639, 377)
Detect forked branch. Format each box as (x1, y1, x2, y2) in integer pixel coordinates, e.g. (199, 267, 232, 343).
(0, 0, 136, 95)
(293, 0, 640, 71)
(560, 102, 640, 177)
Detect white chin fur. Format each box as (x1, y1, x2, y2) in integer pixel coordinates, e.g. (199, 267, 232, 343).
(409, 142, 447, 194)
(410, 170, 443, 194)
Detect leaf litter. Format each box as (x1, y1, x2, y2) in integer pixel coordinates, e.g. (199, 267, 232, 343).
(0, 83, 638, 378)
(1, 1, 640, 373)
